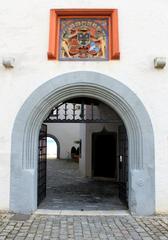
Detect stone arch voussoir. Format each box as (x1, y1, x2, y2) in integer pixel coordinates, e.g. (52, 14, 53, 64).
(10, 71, 155, 215)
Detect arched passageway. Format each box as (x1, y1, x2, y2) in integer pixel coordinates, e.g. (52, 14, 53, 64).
(38, 97, 129, 210)
(10, 71, 155, 215)
(47, 134, 60, 159)
(47, 137, 57, 159)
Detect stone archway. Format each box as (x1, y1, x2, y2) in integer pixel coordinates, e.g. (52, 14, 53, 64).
(10, 71, 155, 215)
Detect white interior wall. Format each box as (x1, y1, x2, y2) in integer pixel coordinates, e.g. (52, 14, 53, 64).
(46, 123, 81, 159)
(79, 124, 86, 176)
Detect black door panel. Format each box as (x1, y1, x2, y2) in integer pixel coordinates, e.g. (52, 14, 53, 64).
(37, 124, 47, 206)
(118, 125, 128, 205)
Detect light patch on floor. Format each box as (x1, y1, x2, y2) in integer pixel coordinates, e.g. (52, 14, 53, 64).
(35, 209, 129, 216)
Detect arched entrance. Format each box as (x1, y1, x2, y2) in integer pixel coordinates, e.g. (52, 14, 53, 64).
(38, 97, 129, 210)
(47, 134, 60, 159)
(10, 71, 155, 215)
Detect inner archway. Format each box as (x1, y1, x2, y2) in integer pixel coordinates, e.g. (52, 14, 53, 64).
(10, 71, 155, 215)
(47, 137, 57, 159)
(47, 134, 60, 159)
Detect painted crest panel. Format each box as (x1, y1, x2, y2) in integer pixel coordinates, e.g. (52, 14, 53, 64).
(59, 18, 109, 61)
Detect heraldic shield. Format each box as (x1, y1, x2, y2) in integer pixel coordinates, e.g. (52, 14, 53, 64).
(59, 18, 109, 60)
(77, 29, 90, 47)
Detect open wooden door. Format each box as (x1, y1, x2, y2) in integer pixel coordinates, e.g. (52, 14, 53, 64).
(118, 125, 128, 206)
(37, 124, 47, 206)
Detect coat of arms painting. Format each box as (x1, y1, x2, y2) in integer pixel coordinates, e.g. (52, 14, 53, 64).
(59, 18, 109, 60)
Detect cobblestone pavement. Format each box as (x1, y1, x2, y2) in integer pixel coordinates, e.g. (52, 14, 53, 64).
(1, 213, 168, 240)
(39, 159, 126, 210)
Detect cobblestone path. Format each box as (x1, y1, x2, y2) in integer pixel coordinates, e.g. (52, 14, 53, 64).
(39, 159, 126, 210)
(1, 213, 168, 240)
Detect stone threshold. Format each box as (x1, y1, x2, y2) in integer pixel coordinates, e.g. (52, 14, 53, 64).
(35, 209, 129, 216)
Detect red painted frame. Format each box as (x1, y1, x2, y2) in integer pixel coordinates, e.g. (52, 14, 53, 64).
(48, 9, 120, 60)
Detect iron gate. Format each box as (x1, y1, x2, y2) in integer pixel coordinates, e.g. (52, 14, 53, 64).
(44, 97, 121, 124)
(118, 125, 128, 205)
(37, 124, 47, 206)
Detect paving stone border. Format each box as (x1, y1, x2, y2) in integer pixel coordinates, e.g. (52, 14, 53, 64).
(1, 213, 168, 239)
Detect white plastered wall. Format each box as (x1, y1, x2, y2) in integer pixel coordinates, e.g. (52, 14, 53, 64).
(0, 0, 168, 213)
(46, 123, 81, 159)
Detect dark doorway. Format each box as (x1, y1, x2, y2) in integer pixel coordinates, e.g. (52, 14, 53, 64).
(92, 129, 117, 178)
